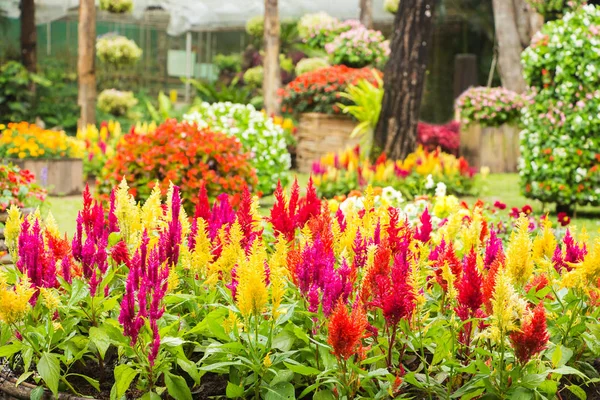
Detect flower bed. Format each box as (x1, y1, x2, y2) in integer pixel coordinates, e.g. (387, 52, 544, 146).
(183, 102, 291, 195)
(77, 121, 123, 179)
(97, 119, 258, 210)
(0, 164, 46, 213)
(312, 145, 476, 199)
(0, 179, 598, 399)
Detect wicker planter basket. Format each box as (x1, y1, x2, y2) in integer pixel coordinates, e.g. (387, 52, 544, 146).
(459, 123, 520, 173)
(3, 159, 83, 196)
(296, 113, 359, 173)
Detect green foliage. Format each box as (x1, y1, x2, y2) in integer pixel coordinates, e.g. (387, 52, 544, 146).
(188, 77, 260, 105)
(243, 66, 264, 88)
(97, 89, 138, 117)
(337, 71, 383, 155)
(0, 61, 50, 124)
(214, 53, 242, 73)
(526, 0, 586, 19)
(99, 0, 133, 13)
(34, 61, 79, 132)
(246, 15, 265, 37)
(294, 57, 330, 76)
(520, 5, 600, 207)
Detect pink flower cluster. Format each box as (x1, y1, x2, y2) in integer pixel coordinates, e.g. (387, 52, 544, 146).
(456, 86, 528, 127)
(325, 24, 390, 67)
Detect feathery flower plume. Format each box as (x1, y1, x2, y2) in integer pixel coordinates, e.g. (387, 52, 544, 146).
(429, 239, 461, 291)
(0, 273, 35, 324)
(17, 218, 56, 302)
(532, 218, 556, 264)
(505, 216, 534, 287)
(484, 230, 504, 269)
(4, 205, 22, 263)
(236, 186, 263, 253)
(327, 300, 367, 360)
(487, 269, 527, 343)
(509, 302, 549, 364)
(552, 229, 587, 273)
(236, 241, 269, 318)
(456, 249, 483, 317)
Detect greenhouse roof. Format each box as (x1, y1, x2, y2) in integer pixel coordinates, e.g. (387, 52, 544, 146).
(2, 0, 394, 36)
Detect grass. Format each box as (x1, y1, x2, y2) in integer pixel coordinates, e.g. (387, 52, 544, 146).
(44, 173, 600, 238)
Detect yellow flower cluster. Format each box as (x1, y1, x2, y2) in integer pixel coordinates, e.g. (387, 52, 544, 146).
(0, 122, 84, 159)
(0, 273, 34, 325)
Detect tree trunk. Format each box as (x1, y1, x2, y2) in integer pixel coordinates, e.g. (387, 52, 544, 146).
(360, 0, 373, 29)
(492, 0, 528, 92)
(263, 0, 280, 116)
(20, 0, 37, 73)
(373, 0, 436, 160)
(78, 0, 96, 127)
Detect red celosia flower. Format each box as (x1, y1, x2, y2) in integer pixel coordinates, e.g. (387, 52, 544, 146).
(482, 256, 503, 314)
(557, 212, 570, 227)
(510, 302, 550, 364)
(414, 208, 432, 243)
(327, 300, 367, 360)
(456, 249, 483, 318)
(429, 239, 461, 291)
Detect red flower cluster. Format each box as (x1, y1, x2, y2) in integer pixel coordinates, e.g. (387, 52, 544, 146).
(328, 300, 367, 360)
(0, 164, 46, 212)
(510, 302, 550, 364)
(417, 121, 460, 155)
(97, 119, 258, 211)
(557, 212, 571, 227)
(279, 65, 382, 115)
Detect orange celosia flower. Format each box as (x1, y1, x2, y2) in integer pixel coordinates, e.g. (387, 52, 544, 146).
(510, 302, 549, 364)
(328, 300, 367, 360)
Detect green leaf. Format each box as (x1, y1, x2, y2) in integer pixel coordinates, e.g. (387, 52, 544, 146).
(30, 386, 45, 400)
(0, 343, 22, 357)
(549, 366, 587, 379)
(264, 382, 295, 400)
(177, 357, 201, 385)
(89, 327, 111, 359)
(37, 352, 60, 396)
(139, 392, 162, 400)
(108, 232, 122, 247)
(283, 362, 321, 376)
(272, 330, 296, 352)
(111, 364, 139, 400)
(161, 336, 185, 347)
(69, 279, 88, 306)
(520, 373, 546, 389)
(15, 371, 34, 386)
(566, 385, 587, 400)
(313, 390, 336, 400)
(68, 373, 100, 392)
(165, 372, 192, 400)
(551, 344, 572, 367)
(226, 381, 245, 398)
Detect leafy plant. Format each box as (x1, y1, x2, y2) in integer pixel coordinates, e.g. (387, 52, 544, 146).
(214, 53, 242, 73)
(187, 77, 260, 106)
(0, 164, 46, 212)
(0, 61, 50, 124)
(455, 86, 528, 127)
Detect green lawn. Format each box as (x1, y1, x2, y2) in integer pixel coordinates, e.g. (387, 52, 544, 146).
(44, 173, 600, 238)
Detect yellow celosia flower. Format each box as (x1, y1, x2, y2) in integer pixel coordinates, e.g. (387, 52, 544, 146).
(0, 274, 34, 325)
(561, 238, 600, 290)
(487, 269, 527, 343)
(263, 352, 273, 368)
(44, 212, 61, 239)
(505, 216, 534, 287)
(115, 179, 142, 247)
(433, 195, 459, 220)
(442, 261, 457, 302)
(209, 222, 244, 283)
(167, 268, 179, 292)
(532, 218, 556, 267)
(40, 287, 60, 310)
(141, 184, 164, 233)
(236, 241, 269, 319)
(190, 218, 213, 276)
(461, 210, 484, 252)
(5, 205, 22, 263)
(269, 239, 289, 319)
(223, 310, 240, 334)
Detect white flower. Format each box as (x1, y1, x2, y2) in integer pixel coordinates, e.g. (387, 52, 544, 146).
(424, 174, 435, 189)
(434, 182, 447, 198)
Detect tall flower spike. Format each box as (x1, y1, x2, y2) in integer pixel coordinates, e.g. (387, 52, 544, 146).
(414, 208, 432, 243)
(510, 302, 549, 364)
(505, 216, 534, 287)
(456, 249, 483, 318)
(236, 240, 269, 318)
(327, 300, 367, 360)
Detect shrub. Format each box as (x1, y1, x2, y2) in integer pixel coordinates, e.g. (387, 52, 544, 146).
(0, 61, 50, 124)
(184, 102, 291, 194)
(312, 145, 475, 199)
(214, 53, 242, 73)
(526, 0, 586, 18)
(520, 5, 600, 208)
(417, 121, 460, 155)
(297, 12, 341, 49)
(0, 122, 84, 159)
(384, 0, 399, 13)
(295, 57, 330, 76)
(455, 86, 528, 127)
(246, 15, 264, 37)
(99, 0, 132, 13)
(325, 25, 390, 68)
(97, 119, 257, 209)
(279, 65, 381, 115)
(96, 35, 142, 67)
(243, 66, 264, 88)
(0, 164, 46, 212)
(97, 89, 138, 116)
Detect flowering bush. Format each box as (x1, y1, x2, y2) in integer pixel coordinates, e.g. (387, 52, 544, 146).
(279, 65, 381, 114)
(325, 25, 390, 68)
(297, 12, 341, 49)
(1, 180, 598, 399)
(184, 102, 291, 194)
(97, 89, 138, 116)
(295, 57, 330, 76)
(99, 0, 132, 13)
(96, 35, 142, 67)
(312, 145, 476, 199)
(456, 86, 528, 127)
(0, 122, 84, 159)
(0, 164, 46, 212)
(242, 66, 264, 88)
(520, 5, 600, 208)
(526, 0, 586, 18)
(77, 121, 123, 178)
(418, 121, 460, 155)
(246, 15, 264, 37)
(97, 119, 257, 209)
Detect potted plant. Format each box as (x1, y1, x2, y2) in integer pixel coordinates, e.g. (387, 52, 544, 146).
(279, 65, 381, 172)
(455, 86, 527, 173)
(0, 122, 85, 195)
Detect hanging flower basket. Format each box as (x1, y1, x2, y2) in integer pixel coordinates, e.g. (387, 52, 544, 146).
(96, 35, 142, 67)
(99, 0, 133, 14)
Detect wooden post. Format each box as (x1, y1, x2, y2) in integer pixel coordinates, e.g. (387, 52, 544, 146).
(20, 0, 37, 73)
(453, 54, 478, 99)
(263, 0, 280, 116)
(373, 0, 436, 160)
(360, 0, 373, 29)
(78, 0, 97, 128)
